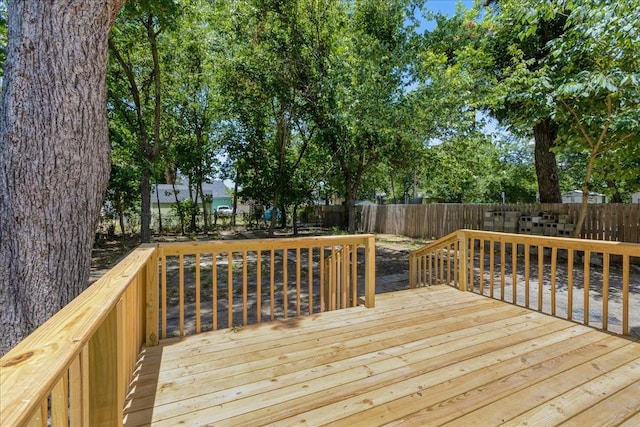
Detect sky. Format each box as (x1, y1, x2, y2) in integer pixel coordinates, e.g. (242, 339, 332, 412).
(419, 0, 477, 32)
(424, 0, 475, 16)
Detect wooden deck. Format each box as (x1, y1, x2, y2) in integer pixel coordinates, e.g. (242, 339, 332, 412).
(123, 286, 640, 426)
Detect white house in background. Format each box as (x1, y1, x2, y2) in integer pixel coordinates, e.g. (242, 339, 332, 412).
(632, 191, 640, 203)
(150, 181, 231, 229)
(561, 190, 607, 204)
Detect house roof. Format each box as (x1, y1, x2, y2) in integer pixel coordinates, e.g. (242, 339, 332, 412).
(151, 181, 229, 204)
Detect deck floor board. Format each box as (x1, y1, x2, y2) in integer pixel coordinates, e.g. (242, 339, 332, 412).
(124, 286, 640, 426)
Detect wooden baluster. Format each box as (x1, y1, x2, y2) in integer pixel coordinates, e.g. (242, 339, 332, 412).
(270, 249, 275, 320)
(161, 254, 167, 339)
(228, 252, 233, 328)
(603, 252, 609, 331)
(51, 373, 68, 426)
(550, 247, 557, 316)
(296, 247, 301, 316)
(196, 253, 201, 334)
(351, 244, 358, 307)
(524, 244, 530, 308)
(500, 240, 506, 301)
(319, 247, 325, 312)
(283, 248, 288, 318)
(584, 250, 590, 326)
(538, 245, 544, 312)
(512, 242, 518, 305)
(257, 249, 262, 323)
(567, 249, 574, 321)
(623, 254, 630, 335)
(469, 241, 475, 292)
(479, 240, 485, 296)
(212, 252, 218, 330)
(179, 253, 184, 336)
(308, 247, 313, 314)
(243, 250, 248, 325)
(487, 239, 493, 298)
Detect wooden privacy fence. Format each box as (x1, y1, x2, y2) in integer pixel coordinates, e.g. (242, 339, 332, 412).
(0, 234, 375, 426)
(409, 230, 640, 337)
(362, 203, 640, 243)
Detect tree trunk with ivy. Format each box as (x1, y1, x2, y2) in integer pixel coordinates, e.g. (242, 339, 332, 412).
(0, 0, 125, 356)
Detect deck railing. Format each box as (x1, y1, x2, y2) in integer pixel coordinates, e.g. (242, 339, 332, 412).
(0, 245, 158, 427)
(409, 229, 640, 337)
(0, 234, 375, 426)
(157, 235, 376, 338)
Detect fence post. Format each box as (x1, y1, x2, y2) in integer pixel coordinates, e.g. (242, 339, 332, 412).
(458, 230, 468, 291)
(364, 235, 376, 307)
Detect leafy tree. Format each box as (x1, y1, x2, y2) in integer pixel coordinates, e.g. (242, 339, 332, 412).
(504, 0, 640, 233)
(482, 0, 566, 202)
(306, 0, 421, 231)
(1, 0, 125, 356)
(163, 0, 222, 233)
(108, 0, 179, 242)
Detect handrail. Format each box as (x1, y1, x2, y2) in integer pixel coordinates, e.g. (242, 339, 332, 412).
(0, 245, 157, 427)
(410, 230, 458, 258)
(409, 231, 459, 288)
(410, 229, 640, 337)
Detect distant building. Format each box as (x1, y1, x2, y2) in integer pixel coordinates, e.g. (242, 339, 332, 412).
(561, 190, 607, 204)
(150, 181, 231, 230)
(632, 191, 640, 203)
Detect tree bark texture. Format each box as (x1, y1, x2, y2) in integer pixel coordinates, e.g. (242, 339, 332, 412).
(533, 118, 562, 203)
(0, 0, 125, 356)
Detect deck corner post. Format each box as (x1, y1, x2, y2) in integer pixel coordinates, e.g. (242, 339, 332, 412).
(457, 231, 468, 292)
(364, 234, 376, 308)
(146, 245, 160, 347)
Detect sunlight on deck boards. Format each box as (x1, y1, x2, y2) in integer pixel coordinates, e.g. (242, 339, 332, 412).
(123, 285, 640, 427)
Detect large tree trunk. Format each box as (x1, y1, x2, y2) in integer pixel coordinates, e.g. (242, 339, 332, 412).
(0, 0, 125, 356)
(533, 119, 562, 203)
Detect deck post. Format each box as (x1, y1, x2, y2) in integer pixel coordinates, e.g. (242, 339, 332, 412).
(457, 231, 468, 291)
(146, 245, 159, 347)
(409, 254, 416, 289)
(364, 235, 376, 307)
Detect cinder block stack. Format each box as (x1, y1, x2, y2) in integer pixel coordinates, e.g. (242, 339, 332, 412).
(482, 209, 575, 236)
(541, 213, 558, 236)
(557, 214, 575, 236)
(483, 211, 504, 231)
(519, 215, 532, 233)
(503, 211, 520, 233)
(530, 213, 545, 235)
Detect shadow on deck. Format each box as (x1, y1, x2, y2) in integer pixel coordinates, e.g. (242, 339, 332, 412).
(124, 286, 640, 426)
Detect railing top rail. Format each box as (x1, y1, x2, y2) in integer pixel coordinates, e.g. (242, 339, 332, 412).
(462, 229, 640, 256)
(0, 244, 157, 426)
(410, 230, 459, 258)
(158, 234, 375, 256)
